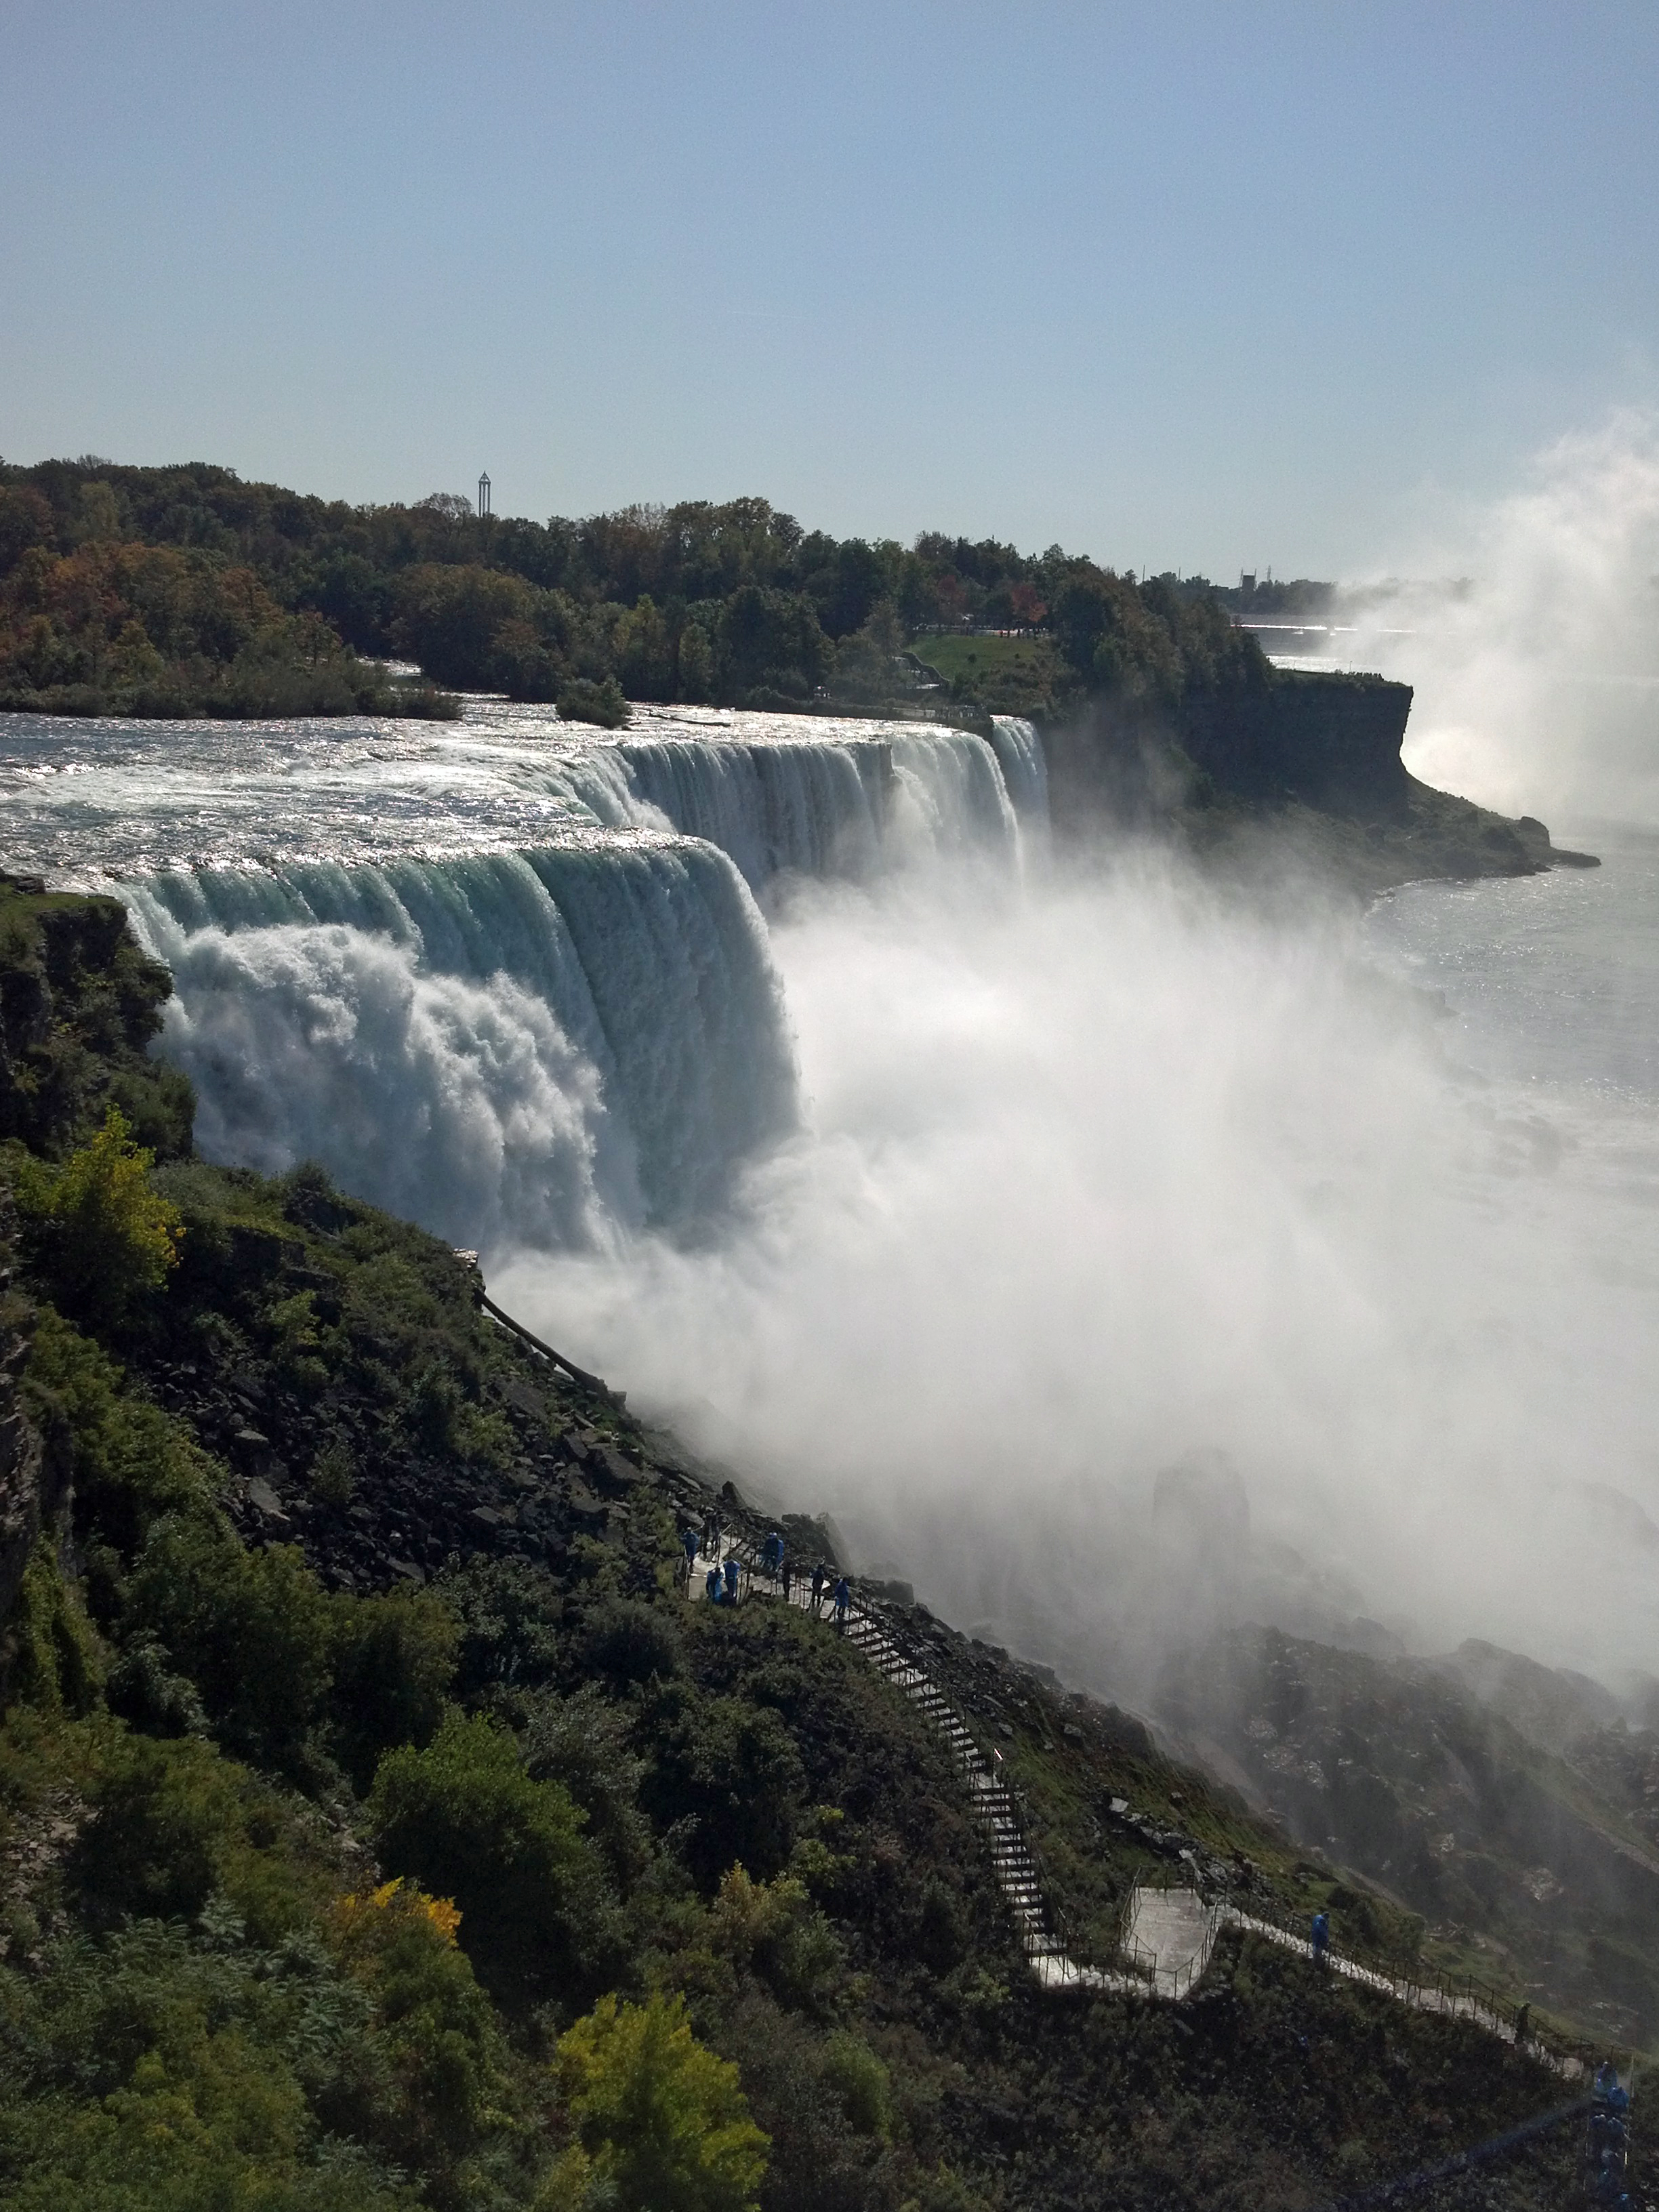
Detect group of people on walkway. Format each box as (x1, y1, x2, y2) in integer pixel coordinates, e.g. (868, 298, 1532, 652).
(1589, 2062, 1632, 2207)
(678, 1519, 850, 1622)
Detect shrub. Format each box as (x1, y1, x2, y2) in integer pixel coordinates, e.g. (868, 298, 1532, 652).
(3, 1538, 102, 1714)
(695, 1992, 883, 2212)
(369, 1708, 613, 2009)
(820, 2031, 890, 2140)
(707, 1866, 845, 2016)
(22, 1309, 211, 1558)
(557, 675, 630, 729)
(441, 1557, 567, 1695)
(328, 1877, 508, 2165)
(14, 1107, 182, 1328)
(523, 1683, 652, 1887)
(70, 1729, 323, 1942)
(327, 1588, 459, 1793)
(644, 1690, 804, 1886)
(554, 1990, 769, 2212)
(0, 1914, 415, 2212)
(124, 1517, 334, 1771)
(577, 1597, 683, 1690)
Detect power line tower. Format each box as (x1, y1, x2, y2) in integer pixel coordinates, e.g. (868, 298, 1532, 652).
(477, 472, 491, 521)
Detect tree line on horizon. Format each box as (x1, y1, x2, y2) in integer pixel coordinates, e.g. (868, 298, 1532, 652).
(0, 457, 1275, 724)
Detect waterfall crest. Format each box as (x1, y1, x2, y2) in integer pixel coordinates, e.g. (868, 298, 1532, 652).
(520, 720, 1029, 893)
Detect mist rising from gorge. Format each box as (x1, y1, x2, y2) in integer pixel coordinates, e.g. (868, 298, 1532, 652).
(1330, 412, 1659, 829)
(499, 836, 1659, 1696)
(487, 422, 1659, 1699)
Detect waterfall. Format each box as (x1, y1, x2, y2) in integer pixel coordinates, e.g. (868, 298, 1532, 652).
(124, 834, 797, 1254)
(516, 720, 1032, 893)
(989, 716, 1050, 825)
(606, 737, 886, 890)
(16, 703, 1052, 1258)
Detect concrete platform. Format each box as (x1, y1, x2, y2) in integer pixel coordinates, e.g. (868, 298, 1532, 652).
(1126, 1886, 1217, 1999)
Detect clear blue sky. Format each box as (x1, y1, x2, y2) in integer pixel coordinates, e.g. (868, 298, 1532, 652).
(5, 1, 1656, 579)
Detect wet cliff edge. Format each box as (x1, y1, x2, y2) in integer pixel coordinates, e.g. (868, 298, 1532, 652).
(1040, 670, 1601, 894)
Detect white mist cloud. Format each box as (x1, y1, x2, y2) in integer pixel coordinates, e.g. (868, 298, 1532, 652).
(499, 848, 1659, 1693)
(1340, 412, 1659, 827)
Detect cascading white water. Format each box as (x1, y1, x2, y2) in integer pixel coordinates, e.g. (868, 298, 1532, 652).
(988, 716, 1050, 827)
(124, 835, 798, 1249)
(0, 701, 1042, 1254)
(524, 716, 1027, 894)
(603, 737, 886, 890)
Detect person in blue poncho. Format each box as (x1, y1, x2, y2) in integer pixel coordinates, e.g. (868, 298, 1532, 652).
(724, 1555, 741, 1604)
(1311, 1911, 1329, 1964)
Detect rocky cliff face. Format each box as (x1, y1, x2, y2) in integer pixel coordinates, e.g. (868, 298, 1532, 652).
(1178, 672, 1413, 810)
(1040, 672, 1595, 889)
(0, 874, 193, 1160)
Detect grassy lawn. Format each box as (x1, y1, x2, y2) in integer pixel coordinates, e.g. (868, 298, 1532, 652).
(909, 630, 1061, 693)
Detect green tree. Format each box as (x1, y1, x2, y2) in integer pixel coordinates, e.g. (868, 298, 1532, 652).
(328, 1876, 509, 2169)
(369, 1709, 613, 2007)
(0, 485, 55, 573)
(714, 587, 832, 701)
(615, 593, 674, 699)
(327, 1587, 459, 1793)
(390, 562, 540, 689)
(553, 1991, 769, 2212)
(827, 598, 905, 700)
(676, 619, 714, 703)
(14, 1105, 183, 1328)
(125, 1516, 335, 1771)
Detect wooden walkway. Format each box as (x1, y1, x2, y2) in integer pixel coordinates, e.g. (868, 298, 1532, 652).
(687, 1538, 1588, 2074)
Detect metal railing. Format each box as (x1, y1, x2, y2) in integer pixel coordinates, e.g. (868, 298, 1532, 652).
(1219, 1896, 1598, 2081)
(685, 1528, 1621, 2066)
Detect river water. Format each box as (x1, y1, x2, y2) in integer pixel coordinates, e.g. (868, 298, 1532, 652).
(1365, 826, 1659, 1101)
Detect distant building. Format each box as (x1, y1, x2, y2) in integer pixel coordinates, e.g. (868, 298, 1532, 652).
(477, 472, 491, 520)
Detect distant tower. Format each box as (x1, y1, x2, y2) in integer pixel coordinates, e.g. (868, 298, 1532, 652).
(477, 472, 491, 520)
